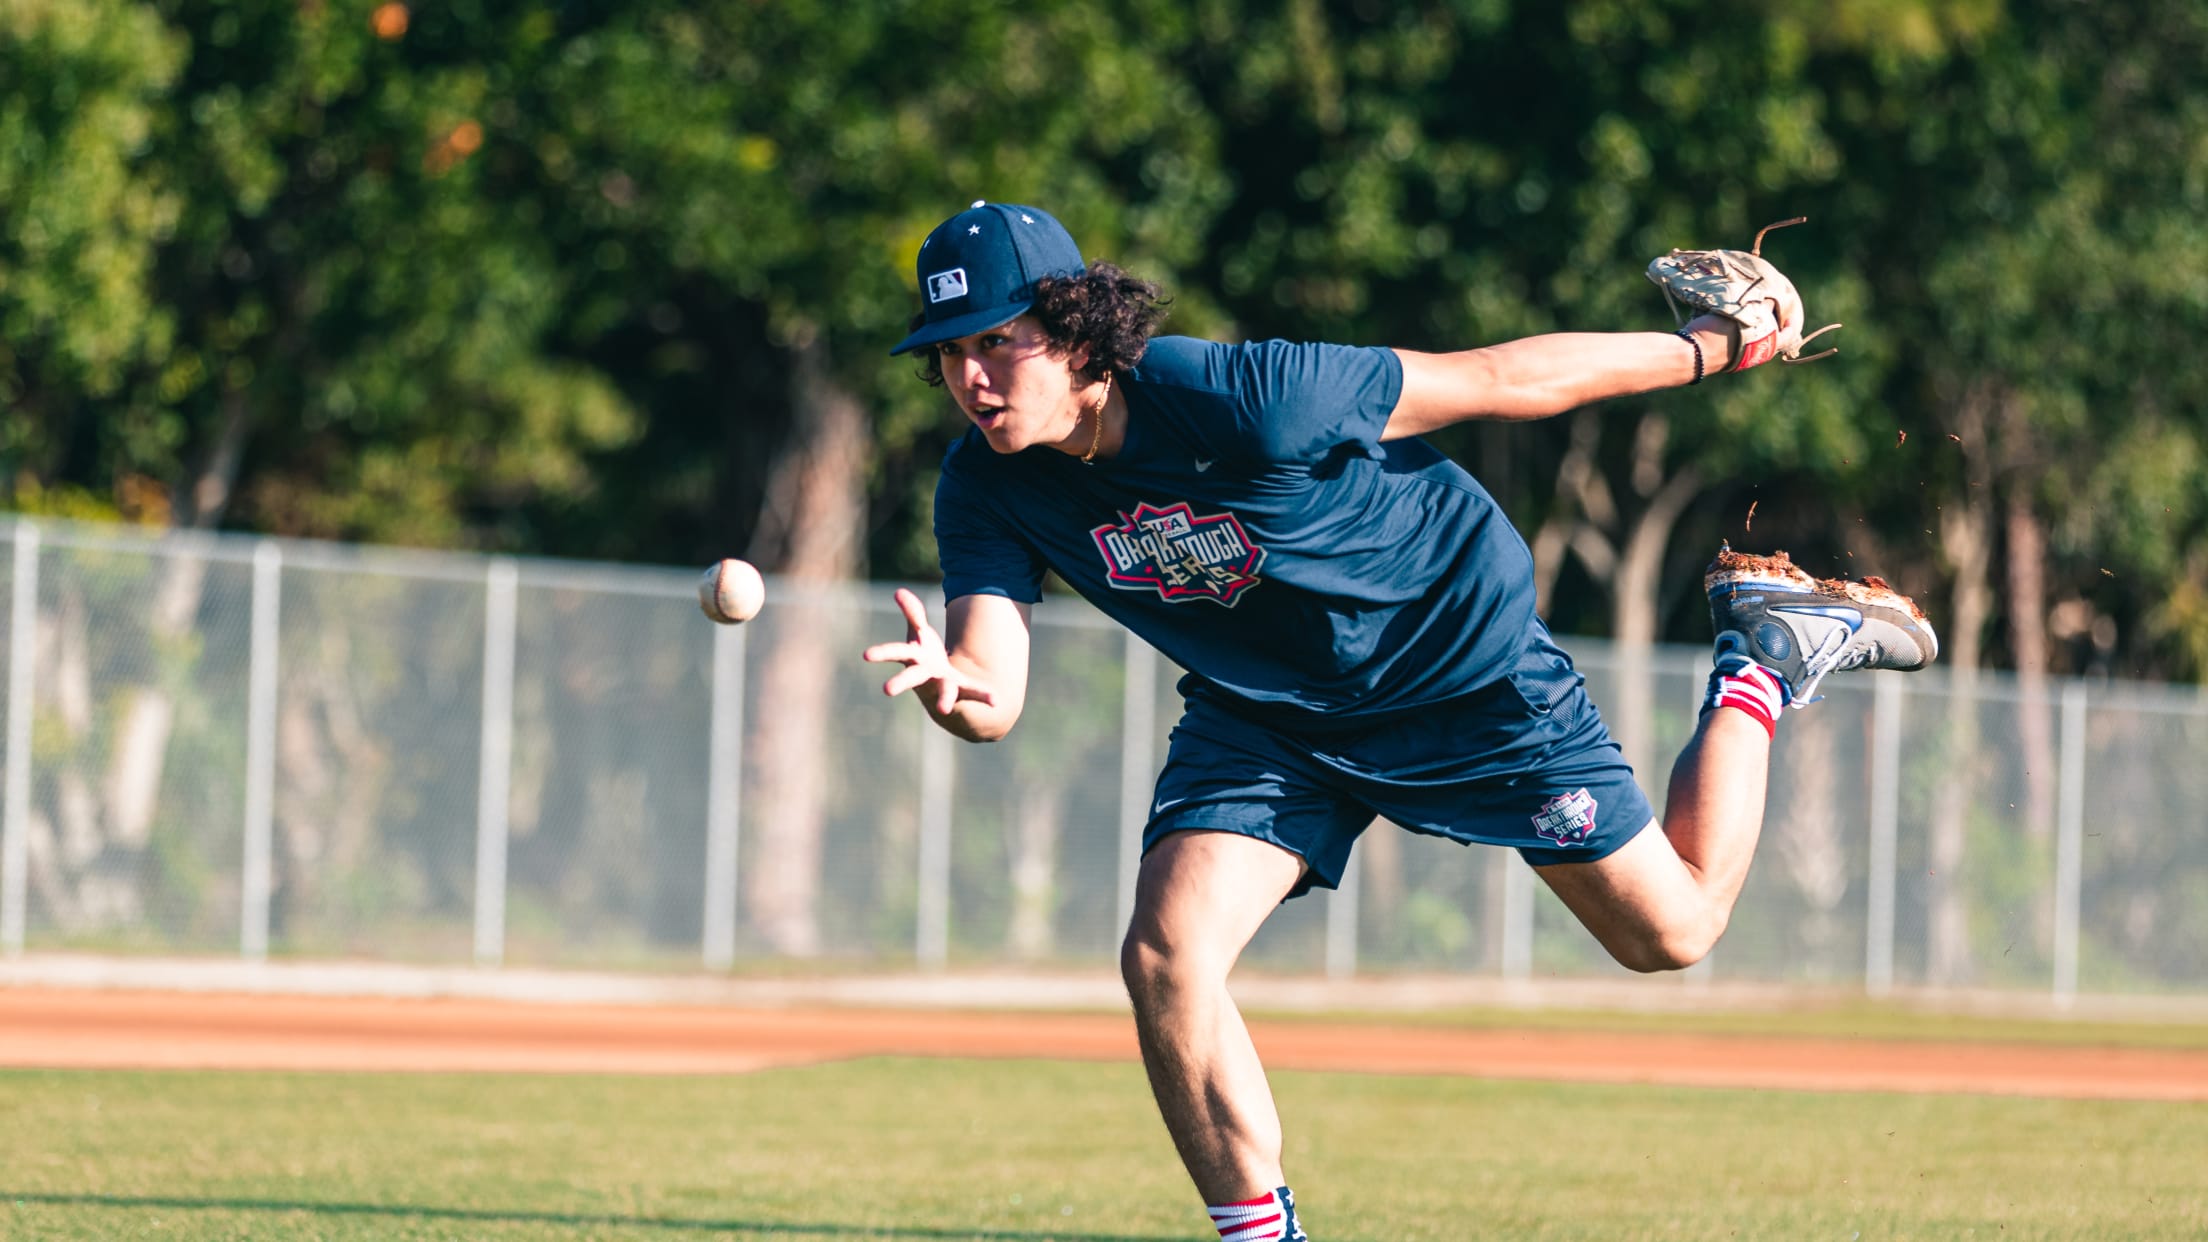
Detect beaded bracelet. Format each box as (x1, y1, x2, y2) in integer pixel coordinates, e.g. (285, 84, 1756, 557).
(1676, 327, 1704, 386)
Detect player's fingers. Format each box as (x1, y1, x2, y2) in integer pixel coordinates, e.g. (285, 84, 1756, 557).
(935, 679, 959, 716)
(960, 683, 996, 707)
(862, 641, 920, 664)
(894, 588, 929, 632)
(882, 665, 934, 698)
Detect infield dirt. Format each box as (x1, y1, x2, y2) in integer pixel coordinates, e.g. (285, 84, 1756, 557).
(3, 987, 2205, 1099)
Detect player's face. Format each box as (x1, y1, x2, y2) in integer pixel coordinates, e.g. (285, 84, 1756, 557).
(933, 315, 1089, 454)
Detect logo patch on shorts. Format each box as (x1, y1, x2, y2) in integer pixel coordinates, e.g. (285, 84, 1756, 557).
(1532, 788, 1600, 847)
(1091, 501, 1265, 607)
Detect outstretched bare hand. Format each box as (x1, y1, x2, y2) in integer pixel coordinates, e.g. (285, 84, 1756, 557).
(862, 588, 997, 716)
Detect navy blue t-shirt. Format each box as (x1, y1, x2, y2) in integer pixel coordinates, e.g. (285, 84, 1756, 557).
(933, 335, 1540, 727)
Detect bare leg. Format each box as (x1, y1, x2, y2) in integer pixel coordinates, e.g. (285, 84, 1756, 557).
(1120, 829, 1305, 1202)
(1539, 707, 1772, 971)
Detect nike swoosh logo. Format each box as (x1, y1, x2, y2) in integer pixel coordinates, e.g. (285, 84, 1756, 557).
(1194, 459, 1214, 472)
(1771, 603, 1865, 625)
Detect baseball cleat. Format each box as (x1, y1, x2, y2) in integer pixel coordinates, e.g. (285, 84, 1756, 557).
(1705, 545, 1938, 707)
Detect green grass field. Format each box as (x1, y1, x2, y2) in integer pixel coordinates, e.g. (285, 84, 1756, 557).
(5, 1057, 2205, 1240)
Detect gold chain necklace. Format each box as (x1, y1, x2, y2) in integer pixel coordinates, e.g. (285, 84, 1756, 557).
(1080, 372, 1114, 464)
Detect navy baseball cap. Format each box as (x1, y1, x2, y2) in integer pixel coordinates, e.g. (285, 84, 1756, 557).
(889, 201, 1085, 356)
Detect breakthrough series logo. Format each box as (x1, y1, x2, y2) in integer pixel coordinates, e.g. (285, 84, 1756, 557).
(1091, 501, 1266, 607)
(1532, 788, 1600, 847)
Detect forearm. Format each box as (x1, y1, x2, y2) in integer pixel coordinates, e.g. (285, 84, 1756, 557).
(1386, 315, 1738, 438)
(1453, 328, 1712, 415)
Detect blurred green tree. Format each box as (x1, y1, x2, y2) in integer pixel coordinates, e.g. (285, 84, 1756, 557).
(504, 0, 1230, 952)
(4, 0, 2206, 973)
(4, 0, 639, 931)
(1819, 0, 2208, 980)
(0, 0, 182, 505)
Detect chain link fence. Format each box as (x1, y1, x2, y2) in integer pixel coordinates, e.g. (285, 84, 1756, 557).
(4, 517, 2205, 1000)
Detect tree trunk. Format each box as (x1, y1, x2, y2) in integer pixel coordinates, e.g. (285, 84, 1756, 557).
(1006, 780, 1062, 961)
(1358, 821, 1402, 960)
(63, 390, 253, 924)
(1534, 409, 1710, 781)
(2004, 477, 2055, 843)
(1608, 415, 1702, 782)
(742, 332, 871, 957)
(1927, 386, 1996, 986)
(272, 622, 394, 946)
(26, 581, 102, 932)
(1528, 413, 1601, 617)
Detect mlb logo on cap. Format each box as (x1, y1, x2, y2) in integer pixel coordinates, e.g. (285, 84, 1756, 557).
(891, 201, 1085, 355)
(926, 268, 969, 304)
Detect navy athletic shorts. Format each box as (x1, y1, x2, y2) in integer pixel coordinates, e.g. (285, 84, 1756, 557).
(1141, 633, 1655, 898)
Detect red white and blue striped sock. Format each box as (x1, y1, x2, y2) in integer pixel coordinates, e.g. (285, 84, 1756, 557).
(1702, 654, 1788, 739)
(1207, 1186, 1307, 1241)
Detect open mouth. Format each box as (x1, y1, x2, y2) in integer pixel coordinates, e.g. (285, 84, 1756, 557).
(969, 405, 1006, 429)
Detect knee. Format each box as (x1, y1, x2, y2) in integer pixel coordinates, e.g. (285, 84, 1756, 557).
(1119, 924, 1224, 1013)
(1118, 926, 1173, 1006)
(1608, 911, 1726, 974)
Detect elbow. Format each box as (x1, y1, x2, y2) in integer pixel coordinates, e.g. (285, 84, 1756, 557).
(942, 707, 1018, 744)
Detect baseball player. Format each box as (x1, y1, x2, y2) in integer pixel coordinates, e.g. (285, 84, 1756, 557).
(864, 202, 1936, 1240)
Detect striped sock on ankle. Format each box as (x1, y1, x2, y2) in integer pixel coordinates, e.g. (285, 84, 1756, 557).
(1703, 654, 1788, 738)
(1207, 1186, 1307, 1241)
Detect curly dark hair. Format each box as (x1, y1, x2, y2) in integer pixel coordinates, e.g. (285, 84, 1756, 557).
(912, 261, 1168, 386)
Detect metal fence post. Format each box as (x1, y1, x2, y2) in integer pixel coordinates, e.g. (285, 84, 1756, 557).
(2053, 681, 2087, 1007)
(1325, 835, 1361, 979)
(916, 716, 953, 969)
(1865, 672, 1904, 997)
(1500, 853, 1534, 981)
(702, 623, 747, 970)
(1, 522, 38, 957)
(240, 540, 282, 961)
(1116, 634, 1157, 937)
(474, 559, 519, 968)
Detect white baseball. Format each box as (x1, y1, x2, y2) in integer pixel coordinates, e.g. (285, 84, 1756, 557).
(699, 558, 765, 624)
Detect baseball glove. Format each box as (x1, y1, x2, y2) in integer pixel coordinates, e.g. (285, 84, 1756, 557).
(1647, 217, 1841, 371)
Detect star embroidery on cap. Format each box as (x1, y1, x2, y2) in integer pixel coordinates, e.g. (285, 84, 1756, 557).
(968, 225, 981, 235)
(1021, 214, 1034, 223)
